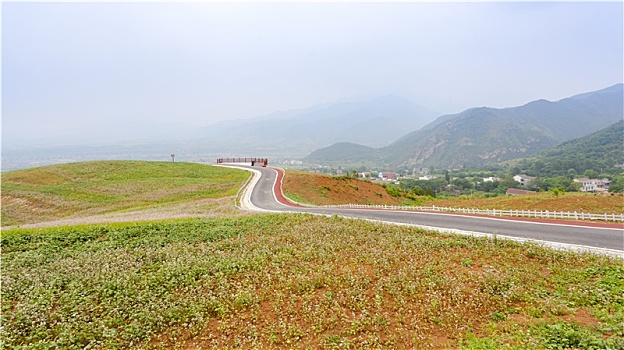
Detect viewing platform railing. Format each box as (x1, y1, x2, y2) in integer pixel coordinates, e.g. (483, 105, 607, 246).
(216, 157, 268, 167)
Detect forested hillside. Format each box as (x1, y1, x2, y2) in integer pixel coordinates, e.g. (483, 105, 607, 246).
(513, 120, 624, 177)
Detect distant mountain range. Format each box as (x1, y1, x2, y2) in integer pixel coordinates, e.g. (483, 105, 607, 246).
(305, 83, 623, 169)
(2, 94, 440, 170)
(4, 84, 622, 173)
(195, 95, 439, 152)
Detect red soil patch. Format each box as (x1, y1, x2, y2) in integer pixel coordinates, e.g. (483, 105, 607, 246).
(424, 193, 624, 215)
(563, 308, 600, 327)
(281, 170, 400, 206)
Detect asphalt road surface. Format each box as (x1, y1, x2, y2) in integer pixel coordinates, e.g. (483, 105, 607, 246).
(223, 164, 624, 256)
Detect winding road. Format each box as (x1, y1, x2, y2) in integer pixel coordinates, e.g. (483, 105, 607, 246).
(223, 164, 624, 257)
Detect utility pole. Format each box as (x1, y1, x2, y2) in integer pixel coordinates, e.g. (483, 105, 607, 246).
(171, 154, 175, 162)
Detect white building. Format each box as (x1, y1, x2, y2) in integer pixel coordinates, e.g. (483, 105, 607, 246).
(574, 178, 610, 193)
(513, 174, 535, 187)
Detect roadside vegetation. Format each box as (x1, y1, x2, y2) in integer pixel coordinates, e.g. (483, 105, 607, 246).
(418, 191, 624, 214)
(3, 214, 623, 349)
(1, 161, 248, 227)
(282, 170, 624, 214)
(283, 170, 402, 206)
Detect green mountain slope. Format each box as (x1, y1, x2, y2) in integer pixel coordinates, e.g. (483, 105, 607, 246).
(305, 84, 623, 169)
(385, 108, 558, 169)
(515, 120, 624, 177)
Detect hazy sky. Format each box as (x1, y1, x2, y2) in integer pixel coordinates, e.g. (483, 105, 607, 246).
(3, 1, 623, 141)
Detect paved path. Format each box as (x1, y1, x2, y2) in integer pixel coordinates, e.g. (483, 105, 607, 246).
(223, 164, 624, 256)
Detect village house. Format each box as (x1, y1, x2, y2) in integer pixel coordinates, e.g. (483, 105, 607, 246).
(384, 172, 400, 180)
(513, 174, 535, 187)
(483, 177, 500, 182)
(574, 178, 611, 193)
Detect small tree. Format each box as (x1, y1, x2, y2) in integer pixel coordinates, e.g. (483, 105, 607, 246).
(583, 169, 599, 179)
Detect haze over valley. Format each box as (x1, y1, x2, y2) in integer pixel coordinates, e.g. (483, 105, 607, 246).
(4, 84, 623, 173)
(3, 2, 622, 172)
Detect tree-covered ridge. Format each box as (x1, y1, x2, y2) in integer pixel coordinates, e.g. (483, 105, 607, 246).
(305, 84, 623, 169)
(514, 120, 624, 178)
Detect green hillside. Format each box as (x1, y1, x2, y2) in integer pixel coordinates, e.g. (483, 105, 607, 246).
(1, 161, 248, 227)
(385, 109, 558, 169)
(514, 120, 624, 177)
(305, 84, 623, 169)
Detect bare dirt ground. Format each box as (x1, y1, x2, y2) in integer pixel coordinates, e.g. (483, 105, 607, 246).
(423, 192, 624, 214)
(282, 170, 401, 206)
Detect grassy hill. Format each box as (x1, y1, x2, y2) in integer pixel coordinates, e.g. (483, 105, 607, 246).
(1, 161, 249, 227)
(3, 215, 623, 349)
(2, 161, 623, 349)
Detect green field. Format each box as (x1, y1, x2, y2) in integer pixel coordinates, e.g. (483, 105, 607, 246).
(1, 161, 623, 349)
(2, 215, 623, 349)
(1, 161, 249, 227)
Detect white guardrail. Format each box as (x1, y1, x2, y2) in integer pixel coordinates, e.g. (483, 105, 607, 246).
(292, 203, 624, 222)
